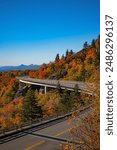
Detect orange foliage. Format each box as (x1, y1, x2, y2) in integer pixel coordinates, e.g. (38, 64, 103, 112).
(39, 70, 47, 78)
(86, 48, 95, 58)
(0, 97, 24, 130)
(3, 103, 15, 114)
(29, 71, 35, 78)
(14, 114, 21, 126)
(43, 104, 55, 118)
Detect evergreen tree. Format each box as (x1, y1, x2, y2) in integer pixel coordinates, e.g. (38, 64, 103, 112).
(22, 89, 42, 122)
(83, 41, 88, 49)
(56, 82, 62, 94)
(73, 84, 80, 98)
(91, 39, 96, 48)
(69, 49, 73, 55)
(61, 54, 65, 59)
(61, 89, 73, 112)
(71, 84, 84, 106)
(55, 53, 60, 62)
(66, 49, 69, 57)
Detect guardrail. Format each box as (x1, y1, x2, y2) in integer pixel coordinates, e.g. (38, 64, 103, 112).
(0, 105, 91, 143)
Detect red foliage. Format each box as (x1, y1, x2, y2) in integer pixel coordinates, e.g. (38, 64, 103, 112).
(87, 48, 95, 58)
(39, 70, 47, 78)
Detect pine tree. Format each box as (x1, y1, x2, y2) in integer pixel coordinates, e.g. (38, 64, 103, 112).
(66, 49, 69, 57)
(83, 41, 88, 49)
(91, 39, 96, 48)
(21, 89, 42, 122)
(61, 54, 65, 59)
(69, 49, 73, 55)
(55, 53, 60, 62)
(61, 89, 73, 112)
(70, 84, 84, 106)
(73, 84, 80, 98)
(56, 82, 62, 94)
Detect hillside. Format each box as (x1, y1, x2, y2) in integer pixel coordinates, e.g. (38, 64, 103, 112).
(29, 36, 100, 83)
(0, 36, 100, 133)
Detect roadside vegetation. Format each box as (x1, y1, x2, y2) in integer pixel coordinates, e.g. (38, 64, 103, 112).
(0, 36, 100, 149)
(60, 84, 100, 150)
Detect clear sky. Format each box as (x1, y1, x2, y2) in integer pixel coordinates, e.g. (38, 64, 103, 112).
(0, 0, 100, 66)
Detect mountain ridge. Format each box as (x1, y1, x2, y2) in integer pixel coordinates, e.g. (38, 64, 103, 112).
(0, 64, 40, 72)
(29, 36, 100, 83)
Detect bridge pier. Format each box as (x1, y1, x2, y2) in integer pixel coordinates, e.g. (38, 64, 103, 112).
(45, 86, 47, 94)
(39, 86, 47, 94)
(19, 82, 26, 90)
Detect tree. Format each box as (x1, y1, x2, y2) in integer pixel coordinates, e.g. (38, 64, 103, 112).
(78, 64, 86, 81)
(56, 82, 62, 94)
(83, 41, 88, 49)
(61, 89, 73, 112)
(69, 49, 74, 55)
(4, 79, 19, 103)
(94, 46, 100, 67)
(60, 85, 100, 150)
(88, 57, 93, 64)
(55, 53, 60, 62)
(70, 84, 80, 104)
(21, 89, 42, 122)
(61, 54, 65, 59)
(66, 49, 69, 57)
(91, 39, 96, 48)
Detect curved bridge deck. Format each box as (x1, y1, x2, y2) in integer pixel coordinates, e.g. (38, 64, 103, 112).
(17, 77, 94, 95)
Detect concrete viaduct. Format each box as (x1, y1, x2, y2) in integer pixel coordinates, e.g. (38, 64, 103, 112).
(17, 76, 94, 95)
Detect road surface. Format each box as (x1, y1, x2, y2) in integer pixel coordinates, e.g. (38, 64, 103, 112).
(1, 119, 73, 150)
(0, 108, 90, 150)
(18, 76, 94, 95)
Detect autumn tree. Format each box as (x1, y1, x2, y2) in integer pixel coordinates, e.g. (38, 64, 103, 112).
(78, 64, 86, 81)
(4, 79, 19, 103)
(87, 57, 93, 64)
(94, 46, 100, 67)
(69, 99, 99, 150)
(61, 85, 100, 150)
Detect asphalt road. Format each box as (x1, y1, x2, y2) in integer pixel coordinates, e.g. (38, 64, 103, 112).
(0, 119, 72, 150)
(0, 108, 90, 150)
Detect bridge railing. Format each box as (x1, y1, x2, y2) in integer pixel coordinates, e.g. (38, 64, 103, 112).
(17, 76, 95, 95)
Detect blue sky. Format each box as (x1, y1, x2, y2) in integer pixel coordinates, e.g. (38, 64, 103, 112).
(0, 0, 100, 66)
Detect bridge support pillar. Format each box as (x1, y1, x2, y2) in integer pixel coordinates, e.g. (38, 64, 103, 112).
(45, 86, 47, 94)
(19, 82, 26, 90)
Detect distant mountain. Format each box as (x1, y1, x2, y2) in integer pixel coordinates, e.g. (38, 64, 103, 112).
(0, 64, 40, 72)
